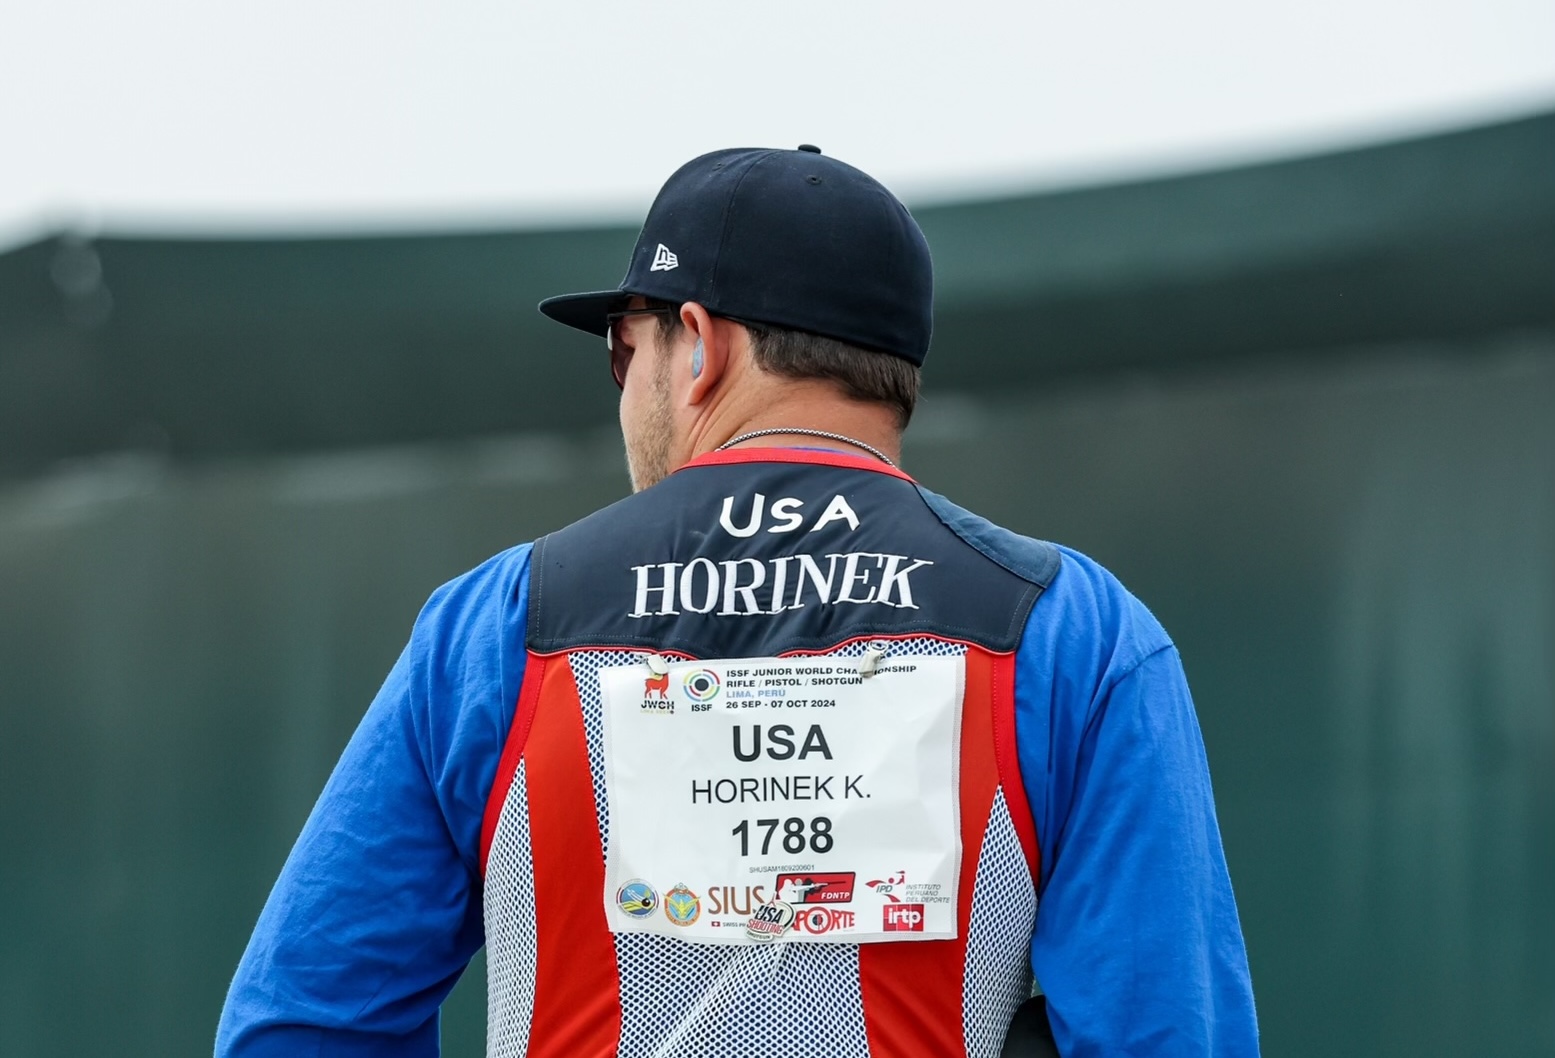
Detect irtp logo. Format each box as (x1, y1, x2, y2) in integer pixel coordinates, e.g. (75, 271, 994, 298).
(882, 904, 925, 932)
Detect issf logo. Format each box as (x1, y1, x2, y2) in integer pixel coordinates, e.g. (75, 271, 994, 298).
(683, 669, 721, 703)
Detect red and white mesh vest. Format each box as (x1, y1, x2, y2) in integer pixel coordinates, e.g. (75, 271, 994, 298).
(477, 451, 1056, 1058)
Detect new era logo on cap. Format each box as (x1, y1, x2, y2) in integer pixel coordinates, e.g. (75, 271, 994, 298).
(650, 244, 679, 271)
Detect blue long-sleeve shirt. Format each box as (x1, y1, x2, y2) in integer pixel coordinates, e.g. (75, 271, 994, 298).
(217, 541, 1258, 1057)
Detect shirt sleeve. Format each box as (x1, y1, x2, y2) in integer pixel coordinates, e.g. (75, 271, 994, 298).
(1023, 644, 1259, 1057)
(216, 545, 532, 1058)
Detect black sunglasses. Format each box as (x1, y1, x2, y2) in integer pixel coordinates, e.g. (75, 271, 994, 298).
(604, 307, 678, 389)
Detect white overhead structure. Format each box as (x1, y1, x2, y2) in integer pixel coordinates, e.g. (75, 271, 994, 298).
(1, 0, 1553, 247)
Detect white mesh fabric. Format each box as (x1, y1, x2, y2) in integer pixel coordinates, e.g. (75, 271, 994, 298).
(961, 789, 1039, 1058)
(825, 636, 968, 660)
(485, 760, 538, 1058)
(567, 649, 642, 863)
(612, 934, 869, 1058)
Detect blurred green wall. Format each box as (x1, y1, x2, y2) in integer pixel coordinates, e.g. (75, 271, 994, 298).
(3, 335, 1552, 1056)
(2, 113, 1553, 1057)
(4, 114, 1551, 475)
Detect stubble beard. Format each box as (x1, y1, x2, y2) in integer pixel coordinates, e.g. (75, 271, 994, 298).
(625, 353, 675, 493)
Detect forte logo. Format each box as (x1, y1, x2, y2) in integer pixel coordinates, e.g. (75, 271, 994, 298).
(882, 904, 926, 932)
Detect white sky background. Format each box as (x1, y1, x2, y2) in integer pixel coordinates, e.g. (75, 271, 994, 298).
(2, 0, 1553, 248)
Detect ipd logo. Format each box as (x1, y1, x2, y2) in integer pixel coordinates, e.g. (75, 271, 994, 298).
(882, 904, 925, 932)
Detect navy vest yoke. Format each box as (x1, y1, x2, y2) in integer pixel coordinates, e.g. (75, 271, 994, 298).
(528, 458, 1059, 658)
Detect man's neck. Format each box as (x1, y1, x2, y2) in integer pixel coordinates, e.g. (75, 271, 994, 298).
(687, 388, 903, 467)
(713, 427, 900, 466)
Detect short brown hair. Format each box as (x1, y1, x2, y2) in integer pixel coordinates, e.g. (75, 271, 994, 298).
(649, 299, 920, 428)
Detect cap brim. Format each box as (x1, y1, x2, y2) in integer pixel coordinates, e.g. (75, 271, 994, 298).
(537, 289, 628, 338)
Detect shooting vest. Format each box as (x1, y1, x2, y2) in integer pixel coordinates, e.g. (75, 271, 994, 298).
(479, 449, 1058, 1058)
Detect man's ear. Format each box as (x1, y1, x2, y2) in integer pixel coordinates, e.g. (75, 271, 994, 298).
(680, 302, 729, 406)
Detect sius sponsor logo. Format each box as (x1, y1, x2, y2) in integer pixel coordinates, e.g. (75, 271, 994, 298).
(708, 884, 767, 916)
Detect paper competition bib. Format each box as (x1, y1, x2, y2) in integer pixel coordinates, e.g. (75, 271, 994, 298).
(599, 653, 964, 944)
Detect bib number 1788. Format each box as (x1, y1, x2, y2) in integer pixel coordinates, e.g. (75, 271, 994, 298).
(731, 816, 833, 856)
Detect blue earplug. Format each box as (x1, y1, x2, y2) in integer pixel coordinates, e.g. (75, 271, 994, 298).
(692, 339, 704, 378)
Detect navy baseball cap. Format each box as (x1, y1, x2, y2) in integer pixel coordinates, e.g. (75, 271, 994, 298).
(538, 145, 934, 366)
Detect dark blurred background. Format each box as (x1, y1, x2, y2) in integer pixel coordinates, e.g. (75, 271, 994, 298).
(2, 109, 1553, 1056)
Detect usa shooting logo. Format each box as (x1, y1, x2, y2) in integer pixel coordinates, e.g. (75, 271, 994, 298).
(745, 898, 796, 943)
